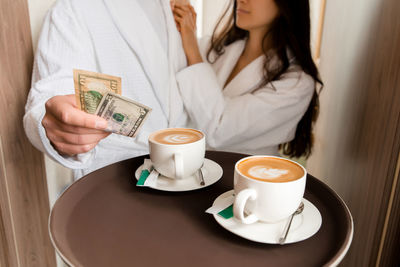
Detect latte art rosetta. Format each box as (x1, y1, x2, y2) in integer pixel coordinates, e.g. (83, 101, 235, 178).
(150, 128, 203, 145)
(248, 166, 289, 180)
(163, 134, 193, 144)
(237, 157, 304, 182)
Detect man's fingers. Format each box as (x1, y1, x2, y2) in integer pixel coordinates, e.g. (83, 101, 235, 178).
(58, 107, 107, 130)
(42, 113, 108, 135)
(44, 95, 109, 156)
(52, 141, 99, 156)
(47, 128, 110, 146)
(45, 95, 108, 130)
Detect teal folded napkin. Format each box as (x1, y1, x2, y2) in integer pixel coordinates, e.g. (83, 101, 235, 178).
(206, 194, 235, 219)
(137, 159, 158, 187)
(218, 205, 233, 219)
(137, 169, 150, 186)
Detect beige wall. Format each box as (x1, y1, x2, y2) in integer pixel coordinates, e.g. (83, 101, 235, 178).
(28, 0, 56, 51)
(202, 0, 230, 37)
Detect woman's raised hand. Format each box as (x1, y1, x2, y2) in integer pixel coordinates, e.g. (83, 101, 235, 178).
(172, 3, 203, 65)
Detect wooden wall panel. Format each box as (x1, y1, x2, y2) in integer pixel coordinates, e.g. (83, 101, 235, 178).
(308, 0, 400, 266)
(0, 215, 11, 267)
(0, 137, 19, 267)
(0, 0, 56, 266)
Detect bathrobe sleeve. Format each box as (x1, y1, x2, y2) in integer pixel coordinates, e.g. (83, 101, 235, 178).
(175, 62, 315, 150)
(23, 0, 98, 169)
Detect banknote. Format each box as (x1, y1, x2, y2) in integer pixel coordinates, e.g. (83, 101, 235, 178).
(95, 92, 152, 137)
(73, 69, 121, 114)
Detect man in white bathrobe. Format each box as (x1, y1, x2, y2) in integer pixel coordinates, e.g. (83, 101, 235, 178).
(24, 0, 191, 179)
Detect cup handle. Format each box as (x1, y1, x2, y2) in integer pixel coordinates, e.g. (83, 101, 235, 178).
(233, 189, 258, 224)
(174, 152, 184, 179)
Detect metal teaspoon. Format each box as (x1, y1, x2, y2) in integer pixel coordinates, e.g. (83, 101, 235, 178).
(279, 202, 305, 245)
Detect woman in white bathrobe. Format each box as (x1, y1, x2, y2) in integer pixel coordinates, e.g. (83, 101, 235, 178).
(172, 0, 323, 158)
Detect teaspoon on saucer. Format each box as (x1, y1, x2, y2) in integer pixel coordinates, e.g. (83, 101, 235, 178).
(197, 163, 205, 186)
(279, 202, 305, 245)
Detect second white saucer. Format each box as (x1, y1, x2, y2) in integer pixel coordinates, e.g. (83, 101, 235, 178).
(134, 158, 223, 192)
(212, 190, 322, 244)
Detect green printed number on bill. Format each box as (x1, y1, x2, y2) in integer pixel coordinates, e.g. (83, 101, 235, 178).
(73, 69, 121, 114)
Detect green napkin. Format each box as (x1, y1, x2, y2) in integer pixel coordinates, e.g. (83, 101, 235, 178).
(218, 204, 233, 219)
(137, 169, 150, 186)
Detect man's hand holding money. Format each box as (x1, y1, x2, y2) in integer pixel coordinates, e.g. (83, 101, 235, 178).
(42, 70, 151, 156)
(42, 95, 110, 156)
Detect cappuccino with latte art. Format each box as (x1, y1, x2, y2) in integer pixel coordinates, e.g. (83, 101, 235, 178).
(233, 155, 307, 223)
(148, 128, 205, 180)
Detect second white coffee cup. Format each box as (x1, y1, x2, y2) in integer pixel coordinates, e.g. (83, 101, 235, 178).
(233, 155, 306, 224)
(148, 128, 205, 180)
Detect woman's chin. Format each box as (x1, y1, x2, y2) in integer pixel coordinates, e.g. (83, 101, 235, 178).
(235, 22, 250, 31)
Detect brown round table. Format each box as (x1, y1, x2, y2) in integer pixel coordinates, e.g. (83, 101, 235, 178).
(49, 151, 353, 267)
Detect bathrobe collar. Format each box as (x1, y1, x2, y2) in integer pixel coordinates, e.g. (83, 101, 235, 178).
(103, 0, 173, 120)
(215, 39, 265, 97)
(213, 39, 285, 97)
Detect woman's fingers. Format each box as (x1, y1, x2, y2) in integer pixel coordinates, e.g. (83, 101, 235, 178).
(170, 0, 175, 10)
(173, 4, 191, 18)
(189, 5, 197, 20)
(172, 3, 202, 66)
(174, 15, 183, 24)
(173, 6, 196, 30)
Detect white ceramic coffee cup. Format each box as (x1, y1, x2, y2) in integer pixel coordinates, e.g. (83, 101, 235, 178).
(233, 155, 306, 224)
(148, 128, 205, 180)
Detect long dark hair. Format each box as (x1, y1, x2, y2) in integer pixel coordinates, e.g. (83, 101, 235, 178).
(207, 0, 323, 159)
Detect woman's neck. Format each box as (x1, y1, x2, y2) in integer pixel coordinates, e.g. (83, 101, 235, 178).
(243, 28, 271, 61)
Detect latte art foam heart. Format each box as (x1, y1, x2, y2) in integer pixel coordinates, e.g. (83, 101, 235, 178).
(150, 128, 203, 145)
(163, 134, 192, 144)
(248, 166, 289, 180)
(237, 157, 304, 183)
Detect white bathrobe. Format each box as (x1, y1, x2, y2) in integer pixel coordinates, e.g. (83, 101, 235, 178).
(176, 39, 315, 156)
(24, 0, 190, 179)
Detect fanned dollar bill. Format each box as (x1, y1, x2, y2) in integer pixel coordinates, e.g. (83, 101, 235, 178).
(73, 69, 121, 114)
(95, 92, 152, 137)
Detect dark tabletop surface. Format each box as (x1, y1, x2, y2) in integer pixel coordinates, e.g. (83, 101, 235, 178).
(50, 151, 353, 267)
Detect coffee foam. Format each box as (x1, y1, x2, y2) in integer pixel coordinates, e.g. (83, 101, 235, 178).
(238, 157, 304, 183)
(150, 128, 203, 145)
(163, 133, 194, 144)
(248, 166, 289, 180)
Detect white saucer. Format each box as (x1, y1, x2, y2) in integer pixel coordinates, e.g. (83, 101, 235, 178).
(213, 190, 322, 244)
(134, 158, 223, 192)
